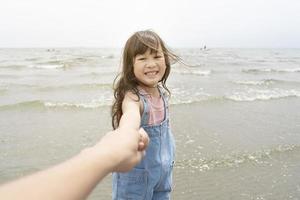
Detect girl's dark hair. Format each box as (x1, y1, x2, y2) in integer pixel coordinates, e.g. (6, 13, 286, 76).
(111, 30, 180, 129)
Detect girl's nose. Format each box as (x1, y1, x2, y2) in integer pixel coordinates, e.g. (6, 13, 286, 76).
(146, 60, 156, 68)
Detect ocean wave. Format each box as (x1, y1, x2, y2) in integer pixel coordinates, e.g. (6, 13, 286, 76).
(72, 57, 90, 62)
(0, 60, 73, 70)
(170, 89, 300, 104)
(170, 88, 300, 104)
(28, 64, 67, 69)
(175, 144, 300, 171)
(173, 69, 212, 76)
(0, 97, 216, 111)
(0, 65, 27, 70)
(44, 100, 110, 109)
(233, 79, 276, 86)
(169, 88, 214, 105)
(156, 88, 300, 105)
(1, 88, 299, 111)
(79, 71, 117, 77)
(0, 99, 112, 111)
(36, 83, 113, 91)
(242, 68, 300, 74)
(0, 100, 47, 110)
(226, 88, 300, 102)
(233, 79, 300, 86)
(169, 96, 222, 105)
(0, 83, 112, 91)
(232, 79, 299, 86)
(25, 57, 43, 61)
(101, 54, 114, 59)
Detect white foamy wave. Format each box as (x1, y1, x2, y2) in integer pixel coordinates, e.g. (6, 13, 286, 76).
(173, 68, 211, 76)
(226, 88, 300, 102)
(44, 99, 112, 109)
(277, 68, 300, 72)
(28, 64, 66, 69)
(233, 79, 275, 86)
(170, 88, 212, 104)
(101, 54, 114, 59)
(0, 98, 113, 111)
(243, 68, 300, 73)
(170, 96, 212, 105)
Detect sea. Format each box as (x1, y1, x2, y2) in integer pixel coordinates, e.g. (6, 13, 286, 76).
(0, 48, 300, 199)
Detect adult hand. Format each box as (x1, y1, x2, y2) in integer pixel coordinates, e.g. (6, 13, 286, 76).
(92, 127, 149, 172)
(0, 128, 149, 200)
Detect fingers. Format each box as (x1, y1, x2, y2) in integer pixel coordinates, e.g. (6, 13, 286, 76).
(138, 142, 144, 151)
(138, 128, 149, 151)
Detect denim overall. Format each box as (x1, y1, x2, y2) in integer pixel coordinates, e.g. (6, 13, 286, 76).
(112, 88, 176, 200)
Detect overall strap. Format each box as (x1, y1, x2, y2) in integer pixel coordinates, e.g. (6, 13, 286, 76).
(139, 93, 150, 126)
(158, 86, 169, 120)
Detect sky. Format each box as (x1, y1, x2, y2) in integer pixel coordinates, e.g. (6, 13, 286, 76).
(0, 0, 299, 48)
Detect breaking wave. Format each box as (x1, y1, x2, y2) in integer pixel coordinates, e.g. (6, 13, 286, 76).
(232, 79, 300, 86)
(242, 68, 300, 74)
(0, 99, 112, 111)
(226, 88, 300, 102)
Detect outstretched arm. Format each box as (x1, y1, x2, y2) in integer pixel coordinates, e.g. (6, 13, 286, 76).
(0, 128, 149, 200)
(119, 92, 141, 131)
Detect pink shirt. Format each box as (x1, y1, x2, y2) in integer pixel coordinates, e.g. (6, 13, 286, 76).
(139, 89, 165, 125)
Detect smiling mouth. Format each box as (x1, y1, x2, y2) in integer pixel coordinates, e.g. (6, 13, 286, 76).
(145, 71, 158, 76)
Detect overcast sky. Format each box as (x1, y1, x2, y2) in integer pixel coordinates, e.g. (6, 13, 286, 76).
(1, 0, 299, 48)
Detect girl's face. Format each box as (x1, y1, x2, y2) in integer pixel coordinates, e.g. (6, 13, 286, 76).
(133, 46, 166, 88)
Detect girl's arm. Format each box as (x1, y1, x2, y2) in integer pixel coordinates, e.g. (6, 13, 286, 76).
(0, 128, 149, 200)
(118, 92, 141, 131)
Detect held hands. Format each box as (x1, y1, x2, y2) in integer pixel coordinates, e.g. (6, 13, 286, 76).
(92, 128, 149, 172)
(137, 128, 149, 151)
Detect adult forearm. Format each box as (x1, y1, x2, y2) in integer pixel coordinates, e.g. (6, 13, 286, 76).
(0, 128, 148, 200)
(0, 147, 112, 200)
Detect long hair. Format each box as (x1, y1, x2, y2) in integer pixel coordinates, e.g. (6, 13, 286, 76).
(111, 30, 179, 129)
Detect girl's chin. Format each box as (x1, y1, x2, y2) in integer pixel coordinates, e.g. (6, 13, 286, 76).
(139, 82, 158, 88)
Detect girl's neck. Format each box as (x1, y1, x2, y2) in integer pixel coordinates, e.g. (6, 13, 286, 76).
(138, 85, 160, 98)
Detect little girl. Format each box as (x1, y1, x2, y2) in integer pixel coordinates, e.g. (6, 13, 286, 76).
(111, 30, 179, 200)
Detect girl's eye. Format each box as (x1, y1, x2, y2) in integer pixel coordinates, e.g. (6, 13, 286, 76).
(154, 55, 162, 59)
(137, 57, 146, 61)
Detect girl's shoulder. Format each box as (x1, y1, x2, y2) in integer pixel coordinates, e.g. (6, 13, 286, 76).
(123, 90, 143, 114)
(124, 90, 140, 102)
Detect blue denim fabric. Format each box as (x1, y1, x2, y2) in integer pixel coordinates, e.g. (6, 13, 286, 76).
(112, 89, 176, 200)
